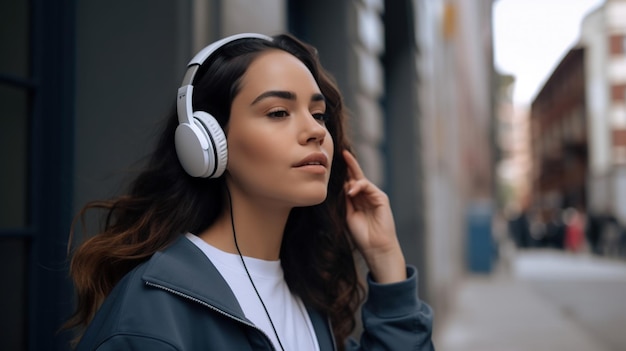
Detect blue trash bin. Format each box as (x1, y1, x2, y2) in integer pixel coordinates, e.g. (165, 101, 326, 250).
(466, 201, 494, 273)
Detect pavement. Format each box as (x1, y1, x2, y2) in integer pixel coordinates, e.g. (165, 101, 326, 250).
(434, 249, 626, 351)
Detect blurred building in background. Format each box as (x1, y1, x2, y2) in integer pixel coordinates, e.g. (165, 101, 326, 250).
(530, 47, 587, 215)
(0, 0, 497, 350)
(413, 0, 497, 320)
(527, 47, 587, 251)
(580, 0, 626, 224)
(517, 0, 626, 255)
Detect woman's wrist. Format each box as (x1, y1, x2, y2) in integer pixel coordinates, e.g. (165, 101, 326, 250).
(364, 246, 407, 284)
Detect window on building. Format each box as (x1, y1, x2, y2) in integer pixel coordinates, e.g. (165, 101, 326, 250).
(609, 34, 626, 55)
(611, 83, 626, 103)
(0, 0, 31, 349)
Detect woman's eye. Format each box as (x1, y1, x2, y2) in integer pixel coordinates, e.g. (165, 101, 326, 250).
(313, 113, 328, 123)
(267, 110, 289, 118)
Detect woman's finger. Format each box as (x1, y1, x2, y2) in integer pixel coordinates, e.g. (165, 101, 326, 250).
(346, 178, 369, 197)
(343, 150, 365, 180)
(345, 189, 355, 213)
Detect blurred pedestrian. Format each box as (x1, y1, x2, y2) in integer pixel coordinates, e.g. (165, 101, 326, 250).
(64, 33, 434, 351)
(564, 207, 586, 253)
(507, 206, 530, 248)
(585, 211, 603, 255)
(600, 214, 622, 258)
(528, 210, 546, 248)
(545, 208, 565, 250)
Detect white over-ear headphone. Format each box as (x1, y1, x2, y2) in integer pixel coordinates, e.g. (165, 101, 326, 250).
(175, 33, 273, 178)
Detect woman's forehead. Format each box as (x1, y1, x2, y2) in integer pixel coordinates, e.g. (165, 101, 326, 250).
(238, 50, 321, 98)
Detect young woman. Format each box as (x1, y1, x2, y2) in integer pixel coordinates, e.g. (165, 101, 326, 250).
(66, 33, 434, 351)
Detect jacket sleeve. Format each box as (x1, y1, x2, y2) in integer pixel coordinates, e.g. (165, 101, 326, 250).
(94, 334, 180, 351)
(346, 265, 435, 351)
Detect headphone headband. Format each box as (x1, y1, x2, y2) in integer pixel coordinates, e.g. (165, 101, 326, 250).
(177, 33, 273, 125)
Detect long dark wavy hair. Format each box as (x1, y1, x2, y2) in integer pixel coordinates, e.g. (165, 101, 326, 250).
(65, 33, 364, 349)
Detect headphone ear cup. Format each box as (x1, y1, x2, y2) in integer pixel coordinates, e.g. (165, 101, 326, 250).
(175, 119, 212, 178)
(193, 111, 228, 178)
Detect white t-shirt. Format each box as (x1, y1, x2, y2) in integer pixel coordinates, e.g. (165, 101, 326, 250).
(186, 233, 320, 351)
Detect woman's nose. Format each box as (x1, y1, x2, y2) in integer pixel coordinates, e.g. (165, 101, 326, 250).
(299, 112, 327, 145)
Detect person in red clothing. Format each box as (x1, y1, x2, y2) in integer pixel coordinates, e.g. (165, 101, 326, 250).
(564, 207, 586, 253)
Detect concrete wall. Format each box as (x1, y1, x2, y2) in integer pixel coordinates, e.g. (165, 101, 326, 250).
(74, 0, 194, 213)
(73, 0, 288, 213)
(413, 0, 496, 323)
(413, 0, 465, 320)
(220, 0, 286, 37)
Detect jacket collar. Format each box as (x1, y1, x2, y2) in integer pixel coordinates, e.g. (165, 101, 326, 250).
(142, 235, 336, 351)
(142, 235, 248, 320)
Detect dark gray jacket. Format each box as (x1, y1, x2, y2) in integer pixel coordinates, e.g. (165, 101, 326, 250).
(76, 236, 434, 350)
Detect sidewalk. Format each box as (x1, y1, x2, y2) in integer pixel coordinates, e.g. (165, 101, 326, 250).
(434, 253, 610, 351)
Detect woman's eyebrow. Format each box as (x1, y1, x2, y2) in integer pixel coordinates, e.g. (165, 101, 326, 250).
(311, 93, 326, 103)
(251, 90, 295, 105)
(251, 91, 326, 105)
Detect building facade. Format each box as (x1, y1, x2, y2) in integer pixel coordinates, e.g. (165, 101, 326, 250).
(581, 0, 626, 222)
(414, 0, 497, 321)
(530, 48, 588, 215)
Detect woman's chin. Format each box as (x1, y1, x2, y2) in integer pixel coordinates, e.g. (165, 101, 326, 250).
(292, 191, 328, 207)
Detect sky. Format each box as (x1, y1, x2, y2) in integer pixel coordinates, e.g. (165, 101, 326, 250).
(493, 0, 605, 106)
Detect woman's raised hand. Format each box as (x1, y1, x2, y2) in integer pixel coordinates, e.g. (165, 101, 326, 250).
(343, 150, 407, 283)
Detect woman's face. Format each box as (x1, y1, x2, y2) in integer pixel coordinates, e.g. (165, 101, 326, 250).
(225, 49, 334, 208)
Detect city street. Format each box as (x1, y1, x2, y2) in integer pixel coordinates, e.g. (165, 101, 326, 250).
(436, 249, 626, 351)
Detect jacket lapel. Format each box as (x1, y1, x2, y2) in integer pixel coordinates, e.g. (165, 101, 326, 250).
(142, 235, 248, 321)
(306, 306, 337, 351)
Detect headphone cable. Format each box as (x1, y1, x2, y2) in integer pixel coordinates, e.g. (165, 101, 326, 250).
(226, 187, 286, 351)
